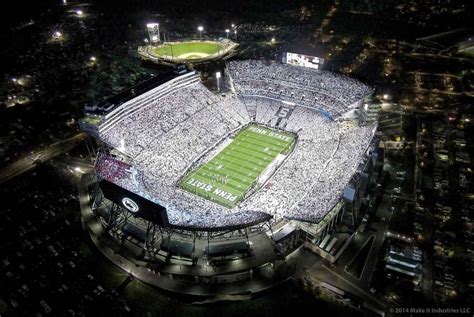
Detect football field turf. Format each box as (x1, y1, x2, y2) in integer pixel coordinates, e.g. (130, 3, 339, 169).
(180, 124, 295, 208)
(153, 41, 222, 59)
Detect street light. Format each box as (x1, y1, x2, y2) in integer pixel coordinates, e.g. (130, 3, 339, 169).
(90, 56, 96, 62)
(75, 9, 83, 16)
(53, 31, 62, 40)
(197, 25, 204, 40)
(231, 24, 235, 28)
(225, 29, 230, 38)
(271, 37, 276, 44)
(234, 29, 237, 40)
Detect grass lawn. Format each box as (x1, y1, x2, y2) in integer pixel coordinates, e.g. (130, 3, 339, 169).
(459, 45, 474, 58)
(180, 124, 295, 208)
(153, 41, 222, 58)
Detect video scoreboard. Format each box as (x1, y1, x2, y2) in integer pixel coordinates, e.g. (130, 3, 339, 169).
(282, 52, 324, 70)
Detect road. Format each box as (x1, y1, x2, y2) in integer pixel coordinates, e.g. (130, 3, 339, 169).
(306, 260, 386, 311)
(0, 133, 87, 184)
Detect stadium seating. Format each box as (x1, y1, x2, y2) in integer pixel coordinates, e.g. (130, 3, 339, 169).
(95, 62, 376, 230)
(226, 60, 373, 119)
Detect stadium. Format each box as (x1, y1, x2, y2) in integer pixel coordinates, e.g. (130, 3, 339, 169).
(138, 39, 239, 65)
(79, 58, 380, 295)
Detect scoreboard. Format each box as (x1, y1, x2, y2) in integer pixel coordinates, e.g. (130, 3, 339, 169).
(282, 52, 324, 70)
(99, 179, 169, 227)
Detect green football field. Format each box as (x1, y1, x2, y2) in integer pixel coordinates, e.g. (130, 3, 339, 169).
(180, 124, 295, 208)
(153, 41, 222, 59)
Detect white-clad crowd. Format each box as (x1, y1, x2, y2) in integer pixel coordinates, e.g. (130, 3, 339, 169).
(239, 98, 375, 223)
(226, 60, 373, 118)
(95, 64, 375, 230)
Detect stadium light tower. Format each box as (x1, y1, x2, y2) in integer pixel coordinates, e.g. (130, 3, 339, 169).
(146, 23, 160, 45)
(197, 25, 204, 40)
(225, 29, 230, 38)
(216, 72, 221, 92)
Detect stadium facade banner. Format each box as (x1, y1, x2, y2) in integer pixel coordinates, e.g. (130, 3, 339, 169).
(99, 179, 169, 227)
(282, 52, 324, 70)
